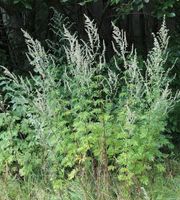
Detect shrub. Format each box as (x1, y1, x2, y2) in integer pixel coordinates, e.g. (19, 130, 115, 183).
(0, 15, 179, 197)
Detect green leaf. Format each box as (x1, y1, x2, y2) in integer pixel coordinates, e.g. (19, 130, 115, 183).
(168, 12, 176, 17)
(68, 169, 78, 180)
(13, 0, 21, 4)
(24, 2, 32, 9)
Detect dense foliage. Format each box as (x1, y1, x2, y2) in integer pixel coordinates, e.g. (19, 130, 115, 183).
(0, 0, 180, 199)
(0, 15, 179, 199)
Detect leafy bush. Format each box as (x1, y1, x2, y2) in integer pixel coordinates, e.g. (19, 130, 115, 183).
(0, 15, 179, 198)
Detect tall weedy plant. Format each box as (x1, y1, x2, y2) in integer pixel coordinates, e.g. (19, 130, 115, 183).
(60, 16, 179, 187)
(0, 14, 179, 198)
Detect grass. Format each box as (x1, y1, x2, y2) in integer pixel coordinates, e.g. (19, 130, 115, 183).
(0, 160, 180, 200)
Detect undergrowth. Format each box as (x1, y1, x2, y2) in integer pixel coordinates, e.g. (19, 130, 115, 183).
(0, 14, 179, 199)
